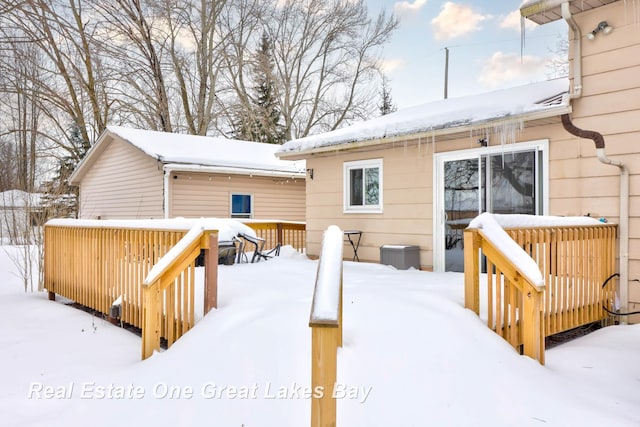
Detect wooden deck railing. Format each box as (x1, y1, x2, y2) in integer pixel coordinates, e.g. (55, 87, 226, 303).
(44, 219, 219, 359)
(464, 223, 617, 364)
(309, 226, 344, 427)
(142, 224, 218, 359)
(243, 220, 306, 252)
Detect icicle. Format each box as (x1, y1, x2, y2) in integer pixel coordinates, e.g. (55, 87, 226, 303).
(431, 131, 436, 153)
(520, 14, 526, 61)
(493, 118, 524, 148)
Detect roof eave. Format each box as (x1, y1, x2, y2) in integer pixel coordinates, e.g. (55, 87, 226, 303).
(520, 0, 619, 25)
(68, 130, 114, 186)
(163, 163, 306, 179)
(276, 105, 571, 160)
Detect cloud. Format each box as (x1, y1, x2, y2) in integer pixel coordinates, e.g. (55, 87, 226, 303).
(478, 51, 548, 87)
(431, 2, 489, 40)
(380, 58, 406, 74)
(394, 0, 428, 19)
(500, 10, 538, 32)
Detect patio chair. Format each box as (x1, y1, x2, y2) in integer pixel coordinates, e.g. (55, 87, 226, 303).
(236, 233, 281, 263)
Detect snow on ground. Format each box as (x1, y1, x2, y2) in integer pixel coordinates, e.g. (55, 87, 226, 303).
(1, 245, 639, 426)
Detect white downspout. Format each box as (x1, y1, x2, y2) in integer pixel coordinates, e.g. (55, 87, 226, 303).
(560, 2, 629, 321)
(163, 167, 171, 219)
(597, 150, 630, 321)
(561, 2, 582, 99)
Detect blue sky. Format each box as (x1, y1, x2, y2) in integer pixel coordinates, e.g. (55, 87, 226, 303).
(368, 0, 568, 108)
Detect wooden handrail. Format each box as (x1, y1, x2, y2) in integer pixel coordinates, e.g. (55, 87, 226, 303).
(466, 228, 544, 362)
(464, 220, 617, 365)
(142, 223, 218, 360)
(44, 219, 220, 361)
(309, 225, 344, 427)
(242, 220, 306, 253)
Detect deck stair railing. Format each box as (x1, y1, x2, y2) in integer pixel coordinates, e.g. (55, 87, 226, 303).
(44, 219, 219, 360)
(464, 216, 617, 364)
(44, 219, 305, 359)
(309, 225, 344, 427)
(141, 223, 219, 359)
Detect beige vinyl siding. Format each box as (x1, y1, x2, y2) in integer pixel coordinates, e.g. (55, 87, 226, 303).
(169, 171, 305, 221)
(305, 143, 434, 265)
(78, 138, 164, 219)
(569, 2, 640, 320)
(304, 119, 632, 270)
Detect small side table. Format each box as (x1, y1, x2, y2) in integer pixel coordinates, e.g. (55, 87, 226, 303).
(343, 230, 362, 262)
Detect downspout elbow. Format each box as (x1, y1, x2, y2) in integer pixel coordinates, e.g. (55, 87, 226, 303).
(596, 148, 626, 170)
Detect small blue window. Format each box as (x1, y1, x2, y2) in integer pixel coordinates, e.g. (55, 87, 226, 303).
(231, 194, 252, 218)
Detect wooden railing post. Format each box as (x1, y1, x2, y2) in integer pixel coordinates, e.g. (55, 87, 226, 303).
(311, 325, 339, 427)
(521, 289, 543, 364)
(202, 230, 219, 314)
(277, 223, 284, 246)
(464, 229, 480, 314)
(142, 283, 161, 360)
(338, 276, 343, 349)
(309, 226, 343, 427)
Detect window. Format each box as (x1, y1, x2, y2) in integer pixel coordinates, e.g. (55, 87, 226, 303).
(434, 139, 549, 272)
(343, 159, 383, 212)
(231, 193, 252, 218)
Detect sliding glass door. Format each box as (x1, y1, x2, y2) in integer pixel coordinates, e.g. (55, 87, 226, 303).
(435, 141, 547, 272)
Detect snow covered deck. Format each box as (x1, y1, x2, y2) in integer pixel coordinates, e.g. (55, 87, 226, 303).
(43, 219, 307, 358)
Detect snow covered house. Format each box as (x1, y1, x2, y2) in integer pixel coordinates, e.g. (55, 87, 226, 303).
(69, 126, 306, 221)
(277, 1, 639, 311)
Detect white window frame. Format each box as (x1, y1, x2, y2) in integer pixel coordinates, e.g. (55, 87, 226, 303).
(343, 159, 383, 213)
(432, 139, 549, 272)
(230, 193, 253, 219)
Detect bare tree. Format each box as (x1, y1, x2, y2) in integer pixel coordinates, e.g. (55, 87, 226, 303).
(0, 29, 42, 192)
(220, 0, 397, 140)
(547, 35, 569, 79)
(161, 0, 228, 135)
(217, 0, 270, 134)
(267, 0, 398, 139)
(2, 0, 113, 162)
(0, 142, 19, 192)
(92, 0, 174, 132)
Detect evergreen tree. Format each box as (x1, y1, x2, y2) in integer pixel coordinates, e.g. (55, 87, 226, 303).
(233, 33, 285, 144)
(379, 76, 397, 116)
(41, 125, 86, 219)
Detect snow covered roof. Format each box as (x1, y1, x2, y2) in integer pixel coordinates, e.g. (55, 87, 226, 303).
(277, 78, 570, 158)
(70, 127, 305, 184)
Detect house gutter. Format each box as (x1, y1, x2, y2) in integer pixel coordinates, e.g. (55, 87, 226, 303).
(276, 106, 571, 160)
(520, 0, 567, 16)
(163, 163, 306, 179)
(560, 114, 630, 321)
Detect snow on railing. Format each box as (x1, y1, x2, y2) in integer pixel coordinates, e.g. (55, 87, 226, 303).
(308, 225, 344, 427)
(464, 213, 617, 365)
(43, 219, 221, 361)
(141, 221, 219, 360)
